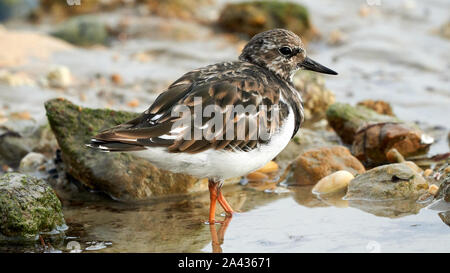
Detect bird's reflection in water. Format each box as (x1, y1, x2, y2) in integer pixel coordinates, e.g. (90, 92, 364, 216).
(209, 216, 233, 253)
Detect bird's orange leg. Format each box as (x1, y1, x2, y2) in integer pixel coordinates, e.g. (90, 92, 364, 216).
(217, 190, 234, 216)
(208, 179, 220, 224)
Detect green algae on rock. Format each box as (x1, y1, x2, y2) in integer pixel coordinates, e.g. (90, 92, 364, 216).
(0, 172, 65, 238)
(51, 16, 109, 46)
(44, 98, 204, 202)
(326, 102, 400, 144)
(218, 1, 314, 40)
(345, 162, 429, 201)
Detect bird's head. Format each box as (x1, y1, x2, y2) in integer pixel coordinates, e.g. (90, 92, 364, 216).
(239, 28, 337, 82)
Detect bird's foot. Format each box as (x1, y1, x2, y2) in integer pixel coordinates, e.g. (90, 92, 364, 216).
(204, 219, 224, 225)
(220, 211, 240, 217)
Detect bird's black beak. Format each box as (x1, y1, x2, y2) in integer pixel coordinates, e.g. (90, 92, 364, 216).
(298, 56, 338, 75)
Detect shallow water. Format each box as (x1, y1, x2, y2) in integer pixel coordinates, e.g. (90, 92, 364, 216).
(2, 183, 448, 253)
(0, 0, 449, 252)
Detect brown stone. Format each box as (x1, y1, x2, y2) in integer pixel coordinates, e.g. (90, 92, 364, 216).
(289, 146, 365, 185)
(357, 100, 394, 116)
(352, 122, 432, 166)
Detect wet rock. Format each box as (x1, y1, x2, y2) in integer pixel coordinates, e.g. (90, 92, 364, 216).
(18, 152, 46, 174)
(345, 162, 429, 201)
(0, 173, 65, 238)
(256, 161, 278, 174)
(51, 16, 109, 46)
(293, 71, 335, 123)
(47, 65, 72, 88)
(45, 98, 205, 202)
(148, 0, 214, 21)
(288, 146, 365, 186)
(435, 164, 450, 202)
(438, 211, 450, 227)
(0, 129, 30, 169)
(32, 124, 59, 157)
(217, 1, 315, 40)
(352, 122, 432, 166)
(357, 100, 394, 116)
(246, 171, 269, 181)
(312, 170, 354, 195)
(0, 122, 58, 171)
(275, 128, 341, 169)
(245, 161, 280, 183)
(0, 0, 38, 22)
(326, 103, 400, 144)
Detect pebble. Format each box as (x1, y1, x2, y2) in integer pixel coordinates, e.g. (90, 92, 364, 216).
(19, 152, 47, 173)
(111, 73, 123, 85)
(47, 66, 72, 88)
(256, 161, 279, 173)
(428, 184, 439, 196)
(423, 169, 433, 177)
(247, 171, 269, 181)
(359, 5, 371, 17)
(10, 111, 31, 120)
(127, 99, 139, 108)
(312, 170, 354, 195)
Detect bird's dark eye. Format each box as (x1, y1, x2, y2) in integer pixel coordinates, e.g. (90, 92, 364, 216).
(279, 46, 292, 56)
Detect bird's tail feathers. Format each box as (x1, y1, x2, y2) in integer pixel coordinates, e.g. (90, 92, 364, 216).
(86, 138, 146, 152)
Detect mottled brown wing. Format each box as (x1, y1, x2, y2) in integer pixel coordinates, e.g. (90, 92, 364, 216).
(92, 64, 288, 153)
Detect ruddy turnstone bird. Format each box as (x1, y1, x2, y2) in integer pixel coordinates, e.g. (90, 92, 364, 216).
(88, 29, 337, 224)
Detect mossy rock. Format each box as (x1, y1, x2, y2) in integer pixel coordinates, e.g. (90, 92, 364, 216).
(0, 172, 65, 238)
(326, 103, 400, 144)
(45, 98, 204, 202)
(51, 15, 109, 46)
(218, 1, 314, 39)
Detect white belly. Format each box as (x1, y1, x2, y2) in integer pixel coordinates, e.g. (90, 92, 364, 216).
(134, 108, 295, 180)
